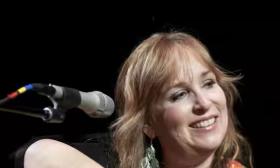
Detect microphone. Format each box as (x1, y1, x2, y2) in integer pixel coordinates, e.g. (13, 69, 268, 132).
(32, 83, 115, 118)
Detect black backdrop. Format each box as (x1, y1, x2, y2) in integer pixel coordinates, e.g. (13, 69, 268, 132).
(1, 7, 279, 167)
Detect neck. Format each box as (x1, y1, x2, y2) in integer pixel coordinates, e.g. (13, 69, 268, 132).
(162, 149, 215, 168)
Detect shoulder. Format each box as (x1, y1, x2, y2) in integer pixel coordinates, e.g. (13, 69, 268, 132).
(24, 139, 104, 168)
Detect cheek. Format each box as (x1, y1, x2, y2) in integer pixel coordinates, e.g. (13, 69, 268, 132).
(160, 106, 188, 128)
(211, 86, 227, 109)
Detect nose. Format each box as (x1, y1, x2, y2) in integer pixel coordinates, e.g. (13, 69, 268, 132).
(192, 92, 211, 115)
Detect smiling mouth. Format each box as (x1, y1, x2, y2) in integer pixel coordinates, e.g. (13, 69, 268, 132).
(190, 117, 217, 129)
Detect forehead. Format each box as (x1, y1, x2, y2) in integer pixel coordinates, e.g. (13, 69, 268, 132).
(164, 45, 213, 86)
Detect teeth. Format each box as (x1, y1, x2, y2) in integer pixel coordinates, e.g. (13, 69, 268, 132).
(191, 117, 216, 128)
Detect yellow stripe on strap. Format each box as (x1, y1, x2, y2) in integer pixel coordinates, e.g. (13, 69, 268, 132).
(18, 87, 27, 94)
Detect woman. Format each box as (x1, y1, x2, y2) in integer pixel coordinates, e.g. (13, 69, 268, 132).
(24, 32, 253, 168)
(112, 32, 252, 168)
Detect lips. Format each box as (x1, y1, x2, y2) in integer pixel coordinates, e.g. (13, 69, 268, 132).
(189, 115, 218, 129)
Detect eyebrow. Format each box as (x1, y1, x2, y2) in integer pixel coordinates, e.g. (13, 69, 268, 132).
(201, 70, 212, 78)
(164, 70, 214, 91)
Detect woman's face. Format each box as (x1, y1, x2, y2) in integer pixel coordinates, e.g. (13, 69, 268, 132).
(151, 55, 228, 157)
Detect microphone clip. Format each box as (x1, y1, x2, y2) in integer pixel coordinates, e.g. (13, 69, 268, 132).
(41, 89, 69, 123)
(43, 107, 66, 123)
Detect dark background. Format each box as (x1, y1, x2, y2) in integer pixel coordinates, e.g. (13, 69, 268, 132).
(0, 6, 279, 167)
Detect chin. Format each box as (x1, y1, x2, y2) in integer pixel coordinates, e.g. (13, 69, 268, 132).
(195, 136, 224, 152)
(191, 126, 227, 152)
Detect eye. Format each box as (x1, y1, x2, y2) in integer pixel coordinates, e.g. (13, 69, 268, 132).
(170, 90, 189, 102)
(203, 79, 216, 89)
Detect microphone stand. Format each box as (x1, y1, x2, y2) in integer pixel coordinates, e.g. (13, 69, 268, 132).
(0, 106, 66, 123)
(0, 107, 45, 118)
(0, 84, 69, 123)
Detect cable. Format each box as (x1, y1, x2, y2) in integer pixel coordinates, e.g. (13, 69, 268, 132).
(0, 84, 33, 106)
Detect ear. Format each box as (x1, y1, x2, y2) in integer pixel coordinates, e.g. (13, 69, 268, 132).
(143, 124, 156, 139)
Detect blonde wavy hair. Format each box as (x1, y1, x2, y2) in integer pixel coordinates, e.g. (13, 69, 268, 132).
(112, 32, 253, 168)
